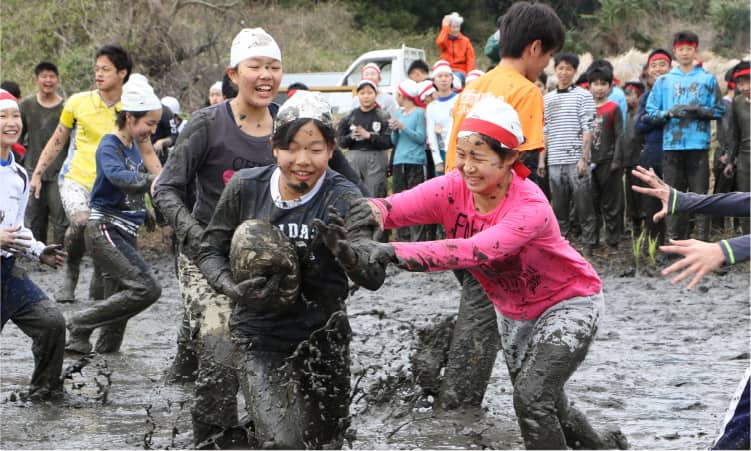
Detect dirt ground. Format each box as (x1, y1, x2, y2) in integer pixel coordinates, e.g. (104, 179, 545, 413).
(0, 240, 749, 449)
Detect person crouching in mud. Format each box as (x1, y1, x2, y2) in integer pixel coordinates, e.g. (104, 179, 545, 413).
(0, 88, 67, 401)
(196, 91, 384, 449)
(66, 75, 162, 354)
(317, 97, 629, 450)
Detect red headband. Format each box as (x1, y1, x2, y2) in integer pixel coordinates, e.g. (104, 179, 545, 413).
(459, 118, 520, 149)
(648, 53, 671, 65)
(733, 68, 750, 80)
(673, 41, 697, 49)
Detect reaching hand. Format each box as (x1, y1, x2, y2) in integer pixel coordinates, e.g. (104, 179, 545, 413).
(630, 165, 669, 222)
(312, 210, 358, 268)
(224, 274, 283, 304)
(659, 239, 726, 289)
(0, 226, 32, 253)
(40, 244, 66, 268)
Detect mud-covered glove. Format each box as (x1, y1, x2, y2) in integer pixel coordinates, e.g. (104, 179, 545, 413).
(214, 272, 283, 305)
(666, 104, 690, 119)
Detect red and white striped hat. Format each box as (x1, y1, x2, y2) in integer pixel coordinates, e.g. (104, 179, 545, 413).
(458, 96, 524, 150)
(0, 89, 19, 111)
(432, 60, 452, 76)
(362, 63, 381, 76)
(465, 69, 485, 85)
(397, 79, 420, 101)
(417, 80, 436, 102)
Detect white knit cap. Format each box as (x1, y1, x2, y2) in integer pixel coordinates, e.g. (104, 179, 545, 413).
(397, 79, 420, 100)
(447, 12, 464, 26)
(161, 96, 180, 115)
(0, 89, 19, 110)
(458, 96, 525, 149)
(121, 74, 162, 112)
(275, 90, 334, 129)
(230, 28, 281, 67)
(466, 69, 485, 85)
(209, 81, 222, 93)
(432, 60, 453, 76)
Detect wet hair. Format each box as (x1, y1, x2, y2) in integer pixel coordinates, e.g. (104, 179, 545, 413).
(95, 45, 133, 82)
(407, 60, 430, 76)
(648, 48, 673, 64)
(115, 109, 148, 129)
(587, 67, 613, 85)
(222, 72, 238, 99)
(673, 31, 699, 47)
(538, 71, 548, 85)
(273, 118, 336, 150)
(554, 53, 579, 70)
(0, 81, 21, 98)
(287, 82, 309, 91)
(499, 2, 564, 59)
(34, 61, 59, 77)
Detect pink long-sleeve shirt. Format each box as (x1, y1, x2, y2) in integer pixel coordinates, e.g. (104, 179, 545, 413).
(371, 170, 601, 321)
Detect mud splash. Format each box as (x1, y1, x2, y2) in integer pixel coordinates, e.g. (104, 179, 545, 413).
(1, 250, 748, 449)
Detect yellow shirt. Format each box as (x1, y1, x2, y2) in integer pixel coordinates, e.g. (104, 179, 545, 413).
(59, 90, 120, 191)
(445, 66, 545, 171)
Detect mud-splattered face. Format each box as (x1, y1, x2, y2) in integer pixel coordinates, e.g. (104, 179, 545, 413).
(126, 109, 162, 143)
(455, 134, 515, 197)
(228, 56, 282, 108)
(273, 120, 333, 199)
(0, 107, 22, 150)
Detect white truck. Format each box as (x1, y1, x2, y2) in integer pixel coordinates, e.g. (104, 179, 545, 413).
(278, 46, 426, 114)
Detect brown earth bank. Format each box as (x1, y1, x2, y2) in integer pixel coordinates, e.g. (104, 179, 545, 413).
(0, 235, 748, 449)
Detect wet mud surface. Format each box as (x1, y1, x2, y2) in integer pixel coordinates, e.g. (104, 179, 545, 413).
(1, 247, 748, 449)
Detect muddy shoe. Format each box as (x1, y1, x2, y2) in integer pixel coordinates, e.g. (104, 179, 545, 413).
(165, 344, 198, 383)
(65, 326, 93, 354)
(602, 427, 629, 450)
(55, 277, 77, 303)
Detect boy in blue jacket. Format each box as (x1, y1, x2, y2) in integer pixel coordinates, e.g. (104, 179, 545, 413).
(646, 31, 725, 241)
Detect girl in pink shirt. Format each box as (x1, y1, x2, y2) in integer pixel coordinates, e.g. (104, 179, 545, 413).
(316, 97, 627, 449)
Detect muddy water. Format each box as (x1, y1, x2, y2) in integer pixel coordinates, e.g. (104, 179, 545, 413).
(1, 251, 748, 449)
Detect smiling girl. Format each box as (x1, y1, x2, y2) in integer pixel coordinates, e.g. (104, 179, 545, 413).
(66, 75, 163, 355)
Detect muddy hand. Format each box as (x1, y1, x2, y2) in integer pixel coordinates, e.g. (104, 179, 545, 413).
(346, 197, 382, 234)
(630, 165, 669, 222)
(0, 226, 32, 253)
(659, 239, 726, 289)
(228, 274, 284, 305)
(312, 212, 357, 268)
(40, 244, 66, 268)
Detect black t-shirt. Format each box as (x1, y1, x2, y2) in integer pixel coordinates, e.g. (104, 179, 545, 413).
(336, 107, 392, 151)
(198, 165, 363, 352)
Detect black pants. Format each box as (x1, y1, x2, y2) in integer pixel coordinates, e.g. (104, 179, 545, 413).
(591, 161, 624, 246)
(1, 256, 65, 398)
(392, 164, 425, 241)
(71, 221, 161, 352)
(24, 179, 68, 245)
(662, 150, 710, 240)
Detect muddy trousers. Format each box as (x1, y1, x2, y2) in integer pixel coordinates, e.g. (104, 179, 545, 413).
(346, 149, 389, 198)
(439, 270, 500, 408)
(238, 312, 351, 449)
(1, 256, 65, 398)
(624, 166, 642, 234)
(497, 293, 619, 450)
(713, 369, 750, 450)
(68, 222, 161, 353)
(734, 152, 750, 235)
(176, 254, 240, 446)
(25, 179, 68, 245)
(548, 164, 598, 246)
(392, 164, 426, 241)
(591, 162, 624, 246)
(662, 150, 710, 241)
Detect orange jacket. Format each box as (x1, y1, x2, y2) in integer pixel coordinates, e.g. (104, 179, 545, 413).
(435, 25, 476, 74)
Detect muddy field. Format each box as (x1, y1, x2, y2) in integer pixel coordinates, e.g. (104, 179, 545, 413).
(1, 245, 749, 450)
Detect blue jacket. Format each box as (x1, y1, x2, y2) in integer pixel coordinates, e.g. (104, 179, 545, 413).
(646, 65, 725, 151)
(635, 91, 663, 175)
(609, 85, 628, 130)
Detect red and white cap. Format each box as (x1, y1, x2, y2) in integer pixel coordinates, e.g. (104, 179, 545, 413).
(0, 89, 19, 111)
(397, 79, 420, 101)
(465, 69, 485, 85)
(432, 60, 452, 76)
(417, 80, 436, 102)
(362, 63, 381, 76)
(458, 96, 524, 150)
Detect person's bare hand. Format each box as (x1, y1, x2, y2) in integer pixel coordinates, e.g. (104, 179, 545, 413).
(630, 165, 669, 222)
(442, 15, 451, 26)
(660, 239, 726, 289)
(40, 244, 66, 268)
(29, 173, 42, 199)
(435, 162, 445, 174)
(537, 166, 546, 178)
(723, 164, 734, 178)
(719, 153, 729, 165)
(0, 226, 32, 253)
(356, 125, 371, 140)
(576, 158, 588, 177)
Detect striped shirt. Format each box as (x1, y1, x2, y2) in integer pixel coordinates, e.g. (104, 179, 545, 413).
(544, 85, 595, 166)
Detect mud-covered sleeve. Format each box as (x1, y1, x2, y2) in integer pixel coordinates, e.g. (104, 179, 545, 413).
(196, 174, 243, 291)
(669, 190, 751, 217)
(697, 78, 725, 120)
(98, 142, 155, 194)
(371, 175, 450, 229)
(330, 149, 369, 196)
(719, 235, 750, 265)
(336, 113, 355, 149)
(579, 92, 596, 133)
(153, 112, 210, 260)
(391, 198, 549, 272)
